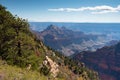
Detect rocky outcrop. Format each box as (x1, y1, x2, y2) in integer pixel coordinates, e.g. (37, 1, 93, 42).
(43, 56, 59, 77)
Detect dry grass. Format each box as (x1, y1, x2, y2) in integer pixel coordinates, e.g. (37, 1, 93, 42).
(0, 60, 47, 80)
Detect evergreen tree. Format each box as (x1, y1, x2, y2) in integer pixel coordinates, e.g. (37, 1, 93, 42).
(0, 4, 42, 69)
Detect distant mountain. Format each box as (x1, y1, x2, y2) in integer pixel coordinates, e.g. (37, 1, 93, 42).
(0, 4, 99, 80)
(30, 22, 120, 40)
(32, 25, 108, 56)
(72, 42, 120, 80)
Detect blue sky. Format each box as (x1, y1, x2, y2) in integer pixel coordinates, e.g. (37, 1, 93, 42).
(0, 0, 120, 22)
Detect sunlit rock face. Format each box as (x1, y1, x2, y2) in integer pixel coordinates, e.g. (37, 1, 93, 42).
(45, 56, 59, 77)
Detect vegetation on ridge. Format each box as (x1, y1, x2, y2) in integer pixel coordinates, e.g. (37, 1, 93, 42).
(0, 4, 45, 70)
(0, 4, 99, 80)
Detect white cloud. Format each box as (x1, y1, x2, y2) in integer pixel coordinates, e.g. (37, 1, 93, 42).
(92, 10, 118, 14)
(48, 8, 65, 11)
(48, 5, 120, 14)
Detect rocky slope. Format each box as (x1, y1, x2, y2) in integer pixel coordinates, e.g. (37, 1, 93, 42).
(72, 42, 120, 80)
(33, 25, 107, 56)
(0, 4, 99, 80)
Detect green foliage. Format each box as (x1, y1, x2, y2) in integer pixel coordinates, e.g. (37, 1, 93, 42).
(40, 65, 50, 76)
(57, 72, 66, 79)
(0, 4, 99, 80)
(0, 4, 43, 70)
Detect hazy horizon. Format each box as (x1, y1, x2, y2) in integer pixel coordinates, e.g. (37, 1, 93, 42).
(29, 21, 120, 23)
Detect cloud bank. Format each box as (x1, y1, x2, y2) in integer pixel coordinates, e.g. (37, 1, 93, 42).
(48, 5, 120, 14)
